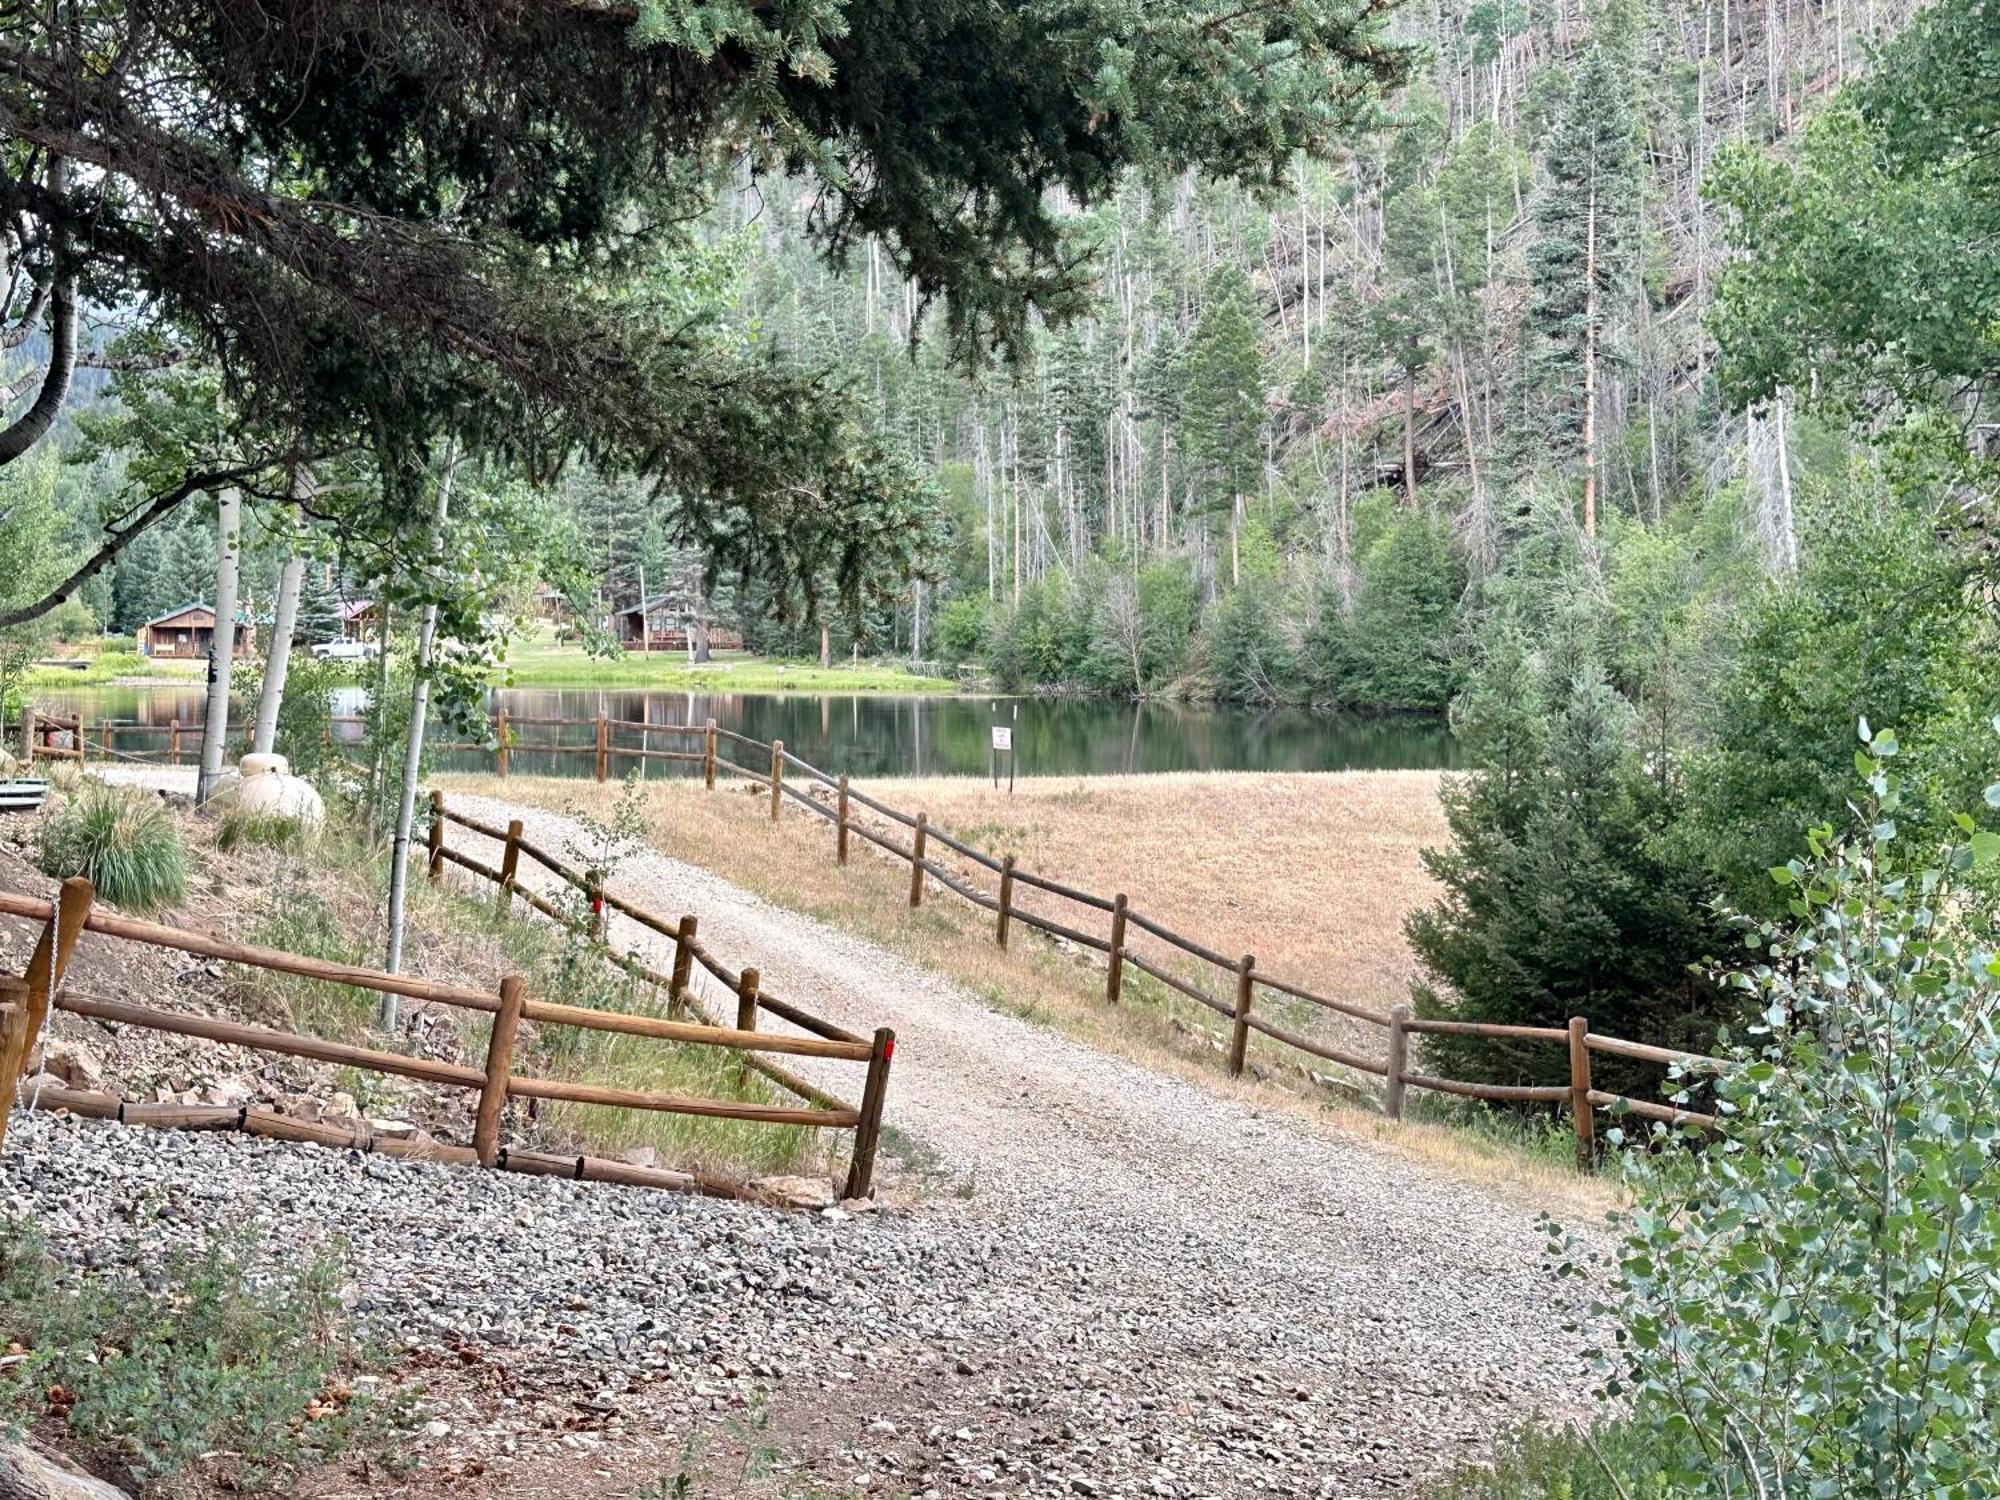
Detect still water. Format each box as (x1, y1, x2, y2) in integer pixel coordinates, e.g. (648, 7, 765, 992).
(35, 685, 1458, 778)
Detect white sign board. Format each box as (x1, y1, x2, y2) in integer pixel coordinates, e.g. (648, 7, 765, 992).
(991, 726, 1013, 751)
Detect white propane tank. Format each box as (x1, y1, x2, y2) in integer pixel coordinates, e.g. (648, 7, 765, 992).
(235, 753, 325, 829)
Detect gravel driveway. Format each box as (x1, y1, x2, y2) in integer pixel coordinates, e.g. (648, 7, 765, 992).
(26, 774, 1596, 1498)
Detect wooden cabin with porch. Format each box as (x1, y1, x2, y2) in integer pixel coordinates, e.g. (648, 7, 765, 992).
(612, 594, 743, 653)
(137, 604, 252, 661)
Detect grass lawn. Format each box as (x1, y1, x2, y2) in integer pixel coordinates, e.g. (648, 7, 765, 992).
(490, 634, 958, 693)
(445, 767, 1616, 1213)
(23, 644, 206, 687)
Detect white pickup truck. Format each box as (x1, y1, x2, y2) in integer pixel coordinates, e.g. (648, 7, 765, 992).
(307, 639, 381, 661)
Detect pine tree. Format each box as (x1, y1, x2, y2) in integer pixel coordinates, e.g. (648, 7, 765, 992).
(1181, 264, 1265, 589)
(1526, 10, 1645, 537)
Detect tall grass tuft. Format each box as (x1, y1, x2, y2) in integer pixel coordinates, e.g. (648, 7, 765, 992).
(37, 785, 188, 914)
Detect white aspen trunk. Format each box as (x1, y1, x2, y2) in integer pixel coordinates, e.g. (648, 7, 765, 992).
(195, 489, 242, 806)
(253, 548, 303, 756)
(381, 445, 459, 1011)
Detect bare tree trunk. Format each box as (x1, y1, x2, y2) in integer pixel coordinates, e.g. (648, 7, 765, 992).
(1403, 366, 1419, 509)
(251, 475, 310, 756)
(381, 445, 458, 1013)
(692, 588, 712, 664)
(819, 620, 831, 669)
(195, 490, 242, 806)
(1582, 179, 1600, 540)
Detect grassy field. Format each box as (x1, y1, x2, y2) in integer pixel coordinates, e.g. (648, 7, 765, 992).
(445, 768, 1613, 1210)
(490, 634, 958, 693)
(23, 645, 205, 687)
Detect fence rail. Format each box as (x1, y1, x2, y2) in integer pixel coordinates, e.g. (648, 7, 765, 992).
(6, 703, 1717, 1166)
(0, 857, 896, 1196)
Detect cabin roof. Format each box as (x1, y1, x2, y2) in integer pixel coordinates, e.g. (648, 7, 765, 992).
(139, 604, 251, 630)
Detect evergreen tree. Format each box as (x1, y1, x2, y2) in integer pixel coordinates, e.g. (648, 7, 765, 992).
(1405, 620, 1732, 1095)
(1182, 265, 1265, 589)
(1525, 11, 1644, 537)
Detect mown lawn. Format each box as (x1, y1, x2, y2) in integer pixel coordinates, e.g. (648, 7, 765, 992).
(489, 636, 958, 693)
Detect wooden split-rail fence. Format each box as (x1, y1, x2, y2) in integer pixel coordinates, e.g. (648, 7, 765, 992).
(8, 702, 1720, 1165)
(0, 862, 895, 1198)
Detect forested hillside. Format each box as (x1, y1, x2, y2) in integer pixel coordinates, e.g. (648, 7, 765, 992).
(664, 0, 1934, 710)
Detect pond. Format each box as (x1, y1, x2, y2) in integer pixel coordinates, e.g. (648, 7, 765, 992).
(29, 684, 1459, 779)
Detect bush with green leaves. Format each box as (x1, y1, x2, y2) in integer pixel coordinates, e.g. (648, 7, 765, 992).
(37, 785, 188, 915)
(0, 1219, 408, 1490)
(1595, 725, 2000, 1496)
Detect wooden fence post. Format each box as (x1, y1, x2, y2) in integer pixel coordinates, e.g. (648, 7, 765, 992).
(473, 975, 525, 1167)
(0, 978, 27, 1152)
(769, 739, 784, 821)
(1384, 1004, 1411, 1119)
(100, 720, 112, 761)
(669, 914, 699, 1006)
(20, 708, 32, 769)
(908, 813, 928, 907)
(734, 967, 761, 1033)
(1568, 1016, 1596, 1170)
(835, 775, 850, 865)
(169, 717, 180, 765)
(1, 877, 94, 1131)
(594, 714, 609, 783)
(499, 819, 522, 913)
(704, 718, 717, 790)
(426, 790, 445, 880)
(1106, 894, 1129, 1004)
(1228, 954, 1255, 1077)
(585, 869, 605, 941)
(841, 1027, 896, 1200)
(996, 855, 1016, 948)
(495, 705, 510, 779)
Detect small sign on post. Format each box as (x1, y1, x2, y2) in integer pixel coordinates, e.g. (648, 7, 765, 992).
(990, 721, 1017, 794)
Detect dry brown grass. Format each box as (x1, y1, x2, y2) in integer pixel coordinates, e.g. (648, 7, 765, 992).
(440, 768, 1618, 1216)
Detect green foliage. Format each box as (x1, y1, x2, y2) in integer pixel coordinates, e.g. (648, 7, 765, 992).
(1677, 485, 2000, 916)
(1598, 734, 2000, 1497)
(1709, 0, 2000, 484)
(1525, 10, 1645, 467)
(1182, 265, 1266, 522)
(0, 1219, 407, 1490)
(37, 786, 188, 915)
(1419, 1419, 1687, 1498)
(1406, 619, 1731, 1092)
(1310, 505, 1468, 712)
(935, 596, 989, 667)
(272, 653, 349, 782)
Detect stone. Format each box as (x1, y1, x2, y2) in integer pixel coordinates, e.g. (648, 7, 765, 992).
(753, 1175, 836, 1210)
(622, 1146, 658, 1169)
(42, 1042, 104, 1092)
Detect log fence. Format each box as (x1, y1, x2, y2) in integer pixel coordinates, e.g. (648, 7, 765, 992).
(3, 703, 1718, 1167)
(0, 854, 896, 1197)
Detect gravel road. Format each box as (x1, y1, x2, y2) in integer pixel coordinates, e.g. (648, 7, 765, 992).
(30, 773, 1596, 1498)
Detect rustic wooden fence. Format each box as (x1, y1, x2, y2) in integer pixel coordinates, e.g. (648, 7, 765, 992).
(8, 702, 1720, 1164)
(0, 869, 895, 1198)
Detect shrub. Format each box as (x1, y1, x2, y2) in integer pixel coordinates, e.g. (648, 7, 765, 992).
(935, 596, 988, 667)
(38, 785, 188, 914)
(1597, 727, 2000, 1496)
(1405, 618, 1733, 1094)
(0, 1219, 409, 1490)
(1421, 1419, 1687, 1498)
(217, 806, 319, 855)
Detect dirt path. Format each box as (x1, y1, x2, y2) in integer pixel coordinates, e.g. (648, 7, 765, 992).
(79, 772, 1595, 1497)
(450, 791, 1594, 1494)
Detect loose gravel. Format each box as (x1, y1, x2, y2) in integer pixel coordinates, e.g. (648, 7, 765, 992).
(29, 773, 1598, 1498)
